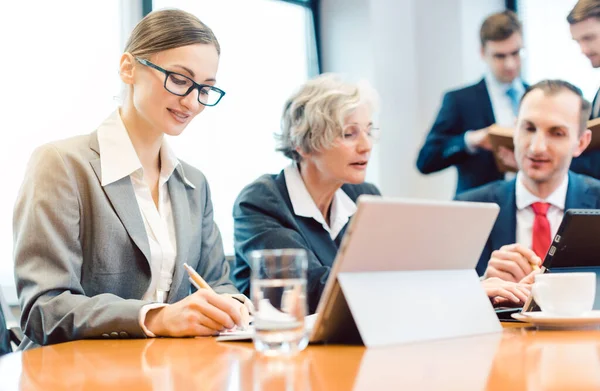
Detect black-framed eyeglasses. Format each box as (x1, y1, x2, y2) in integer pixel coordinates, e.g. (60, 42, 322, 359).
(136, 57, 226, 107)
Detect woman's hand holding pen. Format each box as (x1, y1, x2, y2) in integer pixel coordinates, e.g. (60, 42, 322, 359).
(144, 290, 247, 337)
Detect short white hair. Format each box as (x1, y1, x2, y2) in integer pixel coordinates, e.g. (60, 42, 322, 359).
(276, 73, 378, 162)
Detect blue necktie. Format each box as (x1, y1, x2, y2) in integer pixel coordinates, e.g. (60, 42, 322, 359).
(506, 86, 520, 116)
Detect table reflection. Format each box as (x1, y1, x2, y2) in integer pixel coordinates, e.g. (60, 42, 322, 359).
(525, 338, 600, 390)
(8, 327, 600, 391)
(487, 328, 600, 391)
(16, 338, 364, 391)
(353, 333, 502, 390)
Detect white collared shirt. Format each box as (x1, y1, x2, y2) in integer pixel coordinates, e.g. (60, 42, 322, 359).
(464, 75, 525, 174)
(515, 172, 569, 249)
(484, 73, 525, 128)
(474, 74, 525, 180)
(97, 110, 184, 304)
(284, 163, 356, 240)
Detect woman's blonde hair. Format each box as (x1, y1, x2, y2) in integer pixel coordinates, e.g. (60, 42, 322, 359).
(277, 74, 378, 162)
(124, 8, 220, 58)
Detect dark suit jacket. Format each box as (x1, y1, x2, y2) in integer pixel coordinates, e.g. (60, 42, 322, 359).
(568, 93, 600, 179)
(417, 78, 600, 192)
(232, 171, 381, 314)
(0, 305, 10, 356)
(416, 78, 506, 195)
(456, 171, 600, 275)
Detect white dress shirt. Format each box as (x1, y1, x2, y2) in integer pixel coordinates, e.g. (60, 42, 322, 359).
(465, 74, 525, 180)
(284, 163, 357, 240)
(465, 75, 525, 152)
(484, 73, 525, 128)
(515, 172, 569, 249)
(97, 109, 193, 336)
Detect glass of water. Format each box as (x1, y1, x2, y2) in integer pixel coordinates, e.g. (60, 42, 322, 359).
(250, 248, 308, 356)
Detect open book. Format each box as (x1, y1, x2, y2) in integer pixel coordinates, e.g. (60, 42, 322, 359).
(487, 124, 516, 173)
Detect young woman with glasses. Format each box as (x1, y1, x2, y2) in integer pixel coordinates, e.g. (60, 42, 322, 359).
(13, 9, 249, 349)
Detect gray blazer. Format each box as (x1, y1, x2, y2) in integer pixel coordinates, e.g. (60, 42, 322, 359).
(14, 131, 238, 348)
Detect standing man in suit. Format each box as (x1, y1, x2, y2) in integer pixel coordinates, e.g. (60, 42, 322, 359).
(567, 0, 600, 178)
(457, 80, 600, 282)
(417, 11, 526, 195)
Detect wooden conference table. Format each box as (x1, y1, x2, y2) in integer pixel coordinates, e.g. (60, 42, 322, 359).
(1, 323, 600, 390)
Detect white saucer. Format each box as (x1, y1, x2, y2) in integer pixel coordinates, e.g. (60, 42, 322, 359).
(511, 310, 600, 329)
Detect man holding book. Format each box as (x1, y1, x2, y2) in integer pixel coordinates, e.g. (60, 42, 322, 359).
(456, 80, 600, 282)
(416, 11, 526, 195)
(567, 0, 600, 178)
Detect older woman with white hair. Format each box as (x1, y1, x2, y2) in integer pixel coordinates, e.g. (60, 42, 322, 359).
(232, 74, 381, 313)
(232, 74, 534, 314)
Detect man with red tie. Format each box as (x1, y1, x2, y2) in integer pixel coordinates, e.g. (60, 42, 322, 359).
(456, 79, 600, 282)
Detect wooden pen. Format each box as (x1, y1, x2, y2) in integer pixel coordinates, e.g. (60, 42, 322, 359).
(184, 263, 250, 329)
(183, 263, 214, 292)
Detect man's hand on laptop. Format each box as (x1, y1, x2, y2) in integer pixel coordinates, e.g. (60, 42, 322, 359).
(519, 269, 541, 285)
(481, 277, 531, 306)
(484, 243, 542, 282)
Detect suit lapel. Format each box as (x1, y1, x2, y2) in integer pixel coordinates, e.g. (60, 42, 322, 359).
(166, 171, 192, 303)
(274, 172, 339, 268)
(491, 180, 517, 249)
(591, 87, 600, 120)
(478, 78, 496, 124)
(89, 158, 151, 264)
(565, 172, 595, 210)
(295, 218, 339, 268)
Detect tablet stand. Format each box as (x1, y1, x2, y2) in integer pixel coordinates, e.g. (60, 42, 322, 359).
(336, 269, 502, 347)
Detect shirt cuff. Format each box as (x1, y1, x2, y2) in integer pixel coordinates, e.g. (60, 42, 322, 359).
(139, 303, 168, 337)
(463, 131, 478, 154)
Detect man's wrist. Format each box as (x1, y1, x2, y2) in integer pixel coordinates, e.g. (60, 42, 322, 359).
(464, 131, 479, 154)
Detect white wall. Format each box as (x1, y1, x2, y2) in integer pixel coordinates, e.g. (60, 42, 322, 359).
(0, 1, 143, 305)
(320, 0, 503, 199)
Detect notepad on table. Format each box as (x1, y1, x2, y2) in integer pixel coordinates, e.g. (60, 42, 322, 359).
(215, 313, 318, 342)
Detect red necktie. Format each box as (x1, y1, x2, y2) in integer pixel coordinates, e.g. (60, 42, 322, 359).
(531, 202, 551, 260)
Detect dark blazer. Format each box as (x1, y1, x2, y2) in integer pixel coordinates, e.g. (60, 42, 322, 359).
(568, 97, 600, 179)
(416, 78, 506, 195)
(232, 171, 381, 314)
(456, 171, 600, 275)
(416, 78, 600, 192)
(0, 305, 10, 356)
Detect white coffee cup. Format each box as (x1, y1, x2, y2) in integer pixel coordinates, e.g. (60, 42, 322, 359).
(532, 273, 596, 317)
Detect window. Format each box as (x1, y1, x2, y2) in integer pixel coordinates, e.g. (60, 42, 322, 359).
(0, 2, 122, 302)
(0, 1, 316, 302)
(152, 0, 317, 254)
(520, 0, 600, 100)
